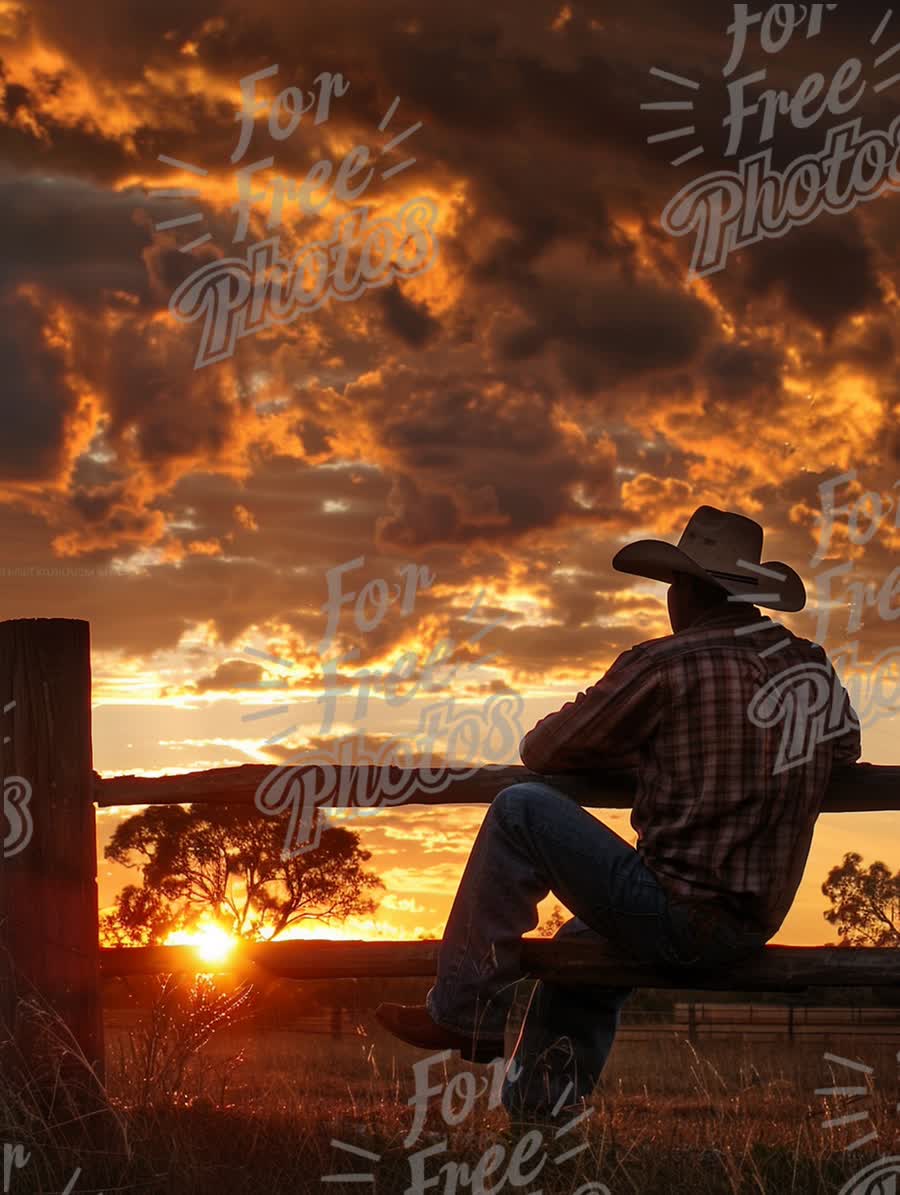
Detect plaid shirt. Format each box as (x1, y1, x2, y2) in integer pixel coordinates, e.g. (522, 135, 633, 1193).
(519, 604, 861, 936)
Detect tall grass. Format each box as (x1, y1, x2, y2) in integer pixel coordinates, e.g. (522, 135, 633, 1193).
(1, 983, 895, 1194)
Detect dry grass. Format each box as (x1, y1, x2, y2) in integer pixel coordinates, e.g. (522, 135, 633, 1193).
(1, 986, 897, 1194)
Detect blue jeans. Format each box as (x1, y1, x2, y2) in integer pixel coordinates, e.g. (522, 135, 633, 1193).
(426, 781, 770, 1116)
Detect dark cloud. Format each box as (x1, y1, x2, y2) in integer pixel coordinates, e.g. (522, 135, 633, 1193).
(702, 341, 786, 408)
(494, 262, 714, 393)
(191, 658, 265, 691)
(743, 216, 883, 336)
(376, 283, 441, 347)
(0, 291, 75, 481)
(0, 174, 156, 306)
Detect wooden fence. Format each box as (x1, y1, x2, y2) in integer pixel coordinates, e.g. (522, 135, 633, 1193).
(664, 1003, 900, 1043)
(102, 1003, 900, 1045)
(2, 618, 899, 1084)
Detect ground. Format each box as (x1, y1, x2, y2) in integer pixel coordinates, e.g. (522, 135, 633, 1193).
(6, 1008, 880, 1194)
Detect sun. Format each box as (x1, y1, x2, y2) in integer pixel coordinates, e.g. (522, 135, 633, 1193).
(165, 919, 238, 965)
(195, 923, 237, 964)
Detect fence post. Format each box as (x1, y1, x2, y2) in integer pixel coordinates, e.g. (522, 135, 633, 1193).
(0, 619, 104, 1090)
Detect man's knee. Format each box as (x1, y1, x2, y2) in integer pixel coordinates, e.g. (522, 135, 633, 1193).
(490, 781, 561, 823)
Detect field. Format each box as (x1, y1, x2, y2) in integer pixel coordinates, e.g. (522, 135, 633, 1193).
(3, 988, 897, 1195)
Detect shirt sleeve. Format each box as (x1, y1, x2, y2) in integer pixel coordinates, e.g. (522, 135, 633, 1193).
(810, 644, 862, 766)
(519, 646, 663, 773)
(830, 681, 862, 766)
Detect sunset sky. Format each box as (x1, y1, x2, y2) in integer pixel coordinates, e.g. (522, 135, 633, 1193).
(3, 0, 900, 949)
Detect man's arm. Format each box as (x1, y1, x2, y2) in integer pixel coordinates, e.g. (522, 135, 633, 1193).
(831, 680, 862, 766)
(519, 646, 662, 774)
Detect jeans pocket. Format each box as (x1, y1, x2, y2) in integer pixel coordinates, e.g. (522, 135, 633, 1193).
(661, 899, 767, 971)
(656, 909, 704, 968)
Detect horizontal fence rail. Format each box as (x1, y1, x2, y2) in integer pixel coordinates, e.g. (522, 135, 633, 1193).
(98, 940, 900, 990)
(94, 761, 900, 813)
(669, 1003, 900, 1023)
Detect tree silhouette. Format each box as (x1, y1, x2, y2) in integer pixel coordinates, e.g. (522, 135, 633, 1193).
(822, 851, 900, 947)
(100, 884, 177, 946)
(100, 803, 383, 946)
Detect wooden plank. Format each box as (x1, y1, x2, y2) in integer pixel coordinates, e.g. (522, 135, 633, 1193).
(93, 761, 900, 814)
(98, 939, 900, 989)
(0, 619, 104, 1087)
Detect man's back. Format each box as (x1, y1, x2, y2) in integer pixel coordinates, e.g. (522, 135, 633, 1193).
(519, 602, 862, 936)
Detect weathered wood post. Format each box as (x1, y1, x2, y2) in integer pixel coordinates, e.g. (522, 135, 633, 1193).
(687, 1001, 697, 1043)
(0, 619, 104, 1091)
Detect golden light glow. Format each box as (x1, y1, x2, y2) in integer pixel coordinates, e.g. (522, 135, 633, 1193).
(166, 919, 237, 964)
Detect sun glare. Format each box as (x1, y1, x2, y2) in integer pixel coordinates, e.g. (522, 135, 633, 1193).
(165, 920, 237, 965)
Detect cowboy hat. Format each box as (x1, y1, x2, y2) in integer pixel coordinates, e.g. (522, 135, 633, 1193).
(612, 506, 806, 612)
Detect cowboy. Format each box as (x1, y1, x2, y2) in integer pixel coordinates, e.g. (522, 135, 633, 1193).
(376, 507, 861, 1119)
